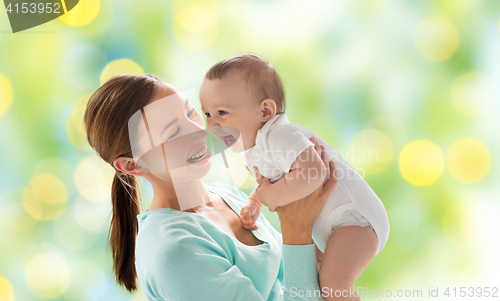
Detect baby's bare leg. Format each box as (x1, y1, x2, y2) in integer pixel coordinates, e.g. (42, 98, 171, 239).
(319, 226, 378, 300)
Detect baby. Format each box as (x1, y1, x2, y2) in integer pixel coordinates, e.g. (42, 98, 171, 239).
(200, 53, 390, 298)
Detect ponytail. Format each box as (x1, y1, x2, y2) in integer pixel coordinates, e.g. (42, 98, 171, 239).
(84, 74, 164, 292)
(109, 171, 141, 292)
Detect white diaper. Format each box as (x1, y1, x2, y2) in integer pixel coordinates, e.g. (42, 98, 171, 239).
(331, 209, 373, 231)
(312, 193, 389, 255)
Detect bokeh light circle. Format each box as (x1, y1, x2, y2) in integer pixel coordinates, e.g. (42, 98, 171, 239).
(66, 94, 93, 152)
(0, 275, 15, 301)
(31, 174, 68, 205)
(23, 186, 67, 221)
(74, 195, 112, 232)
(63, 259, 106, 301)
(99, 58, 144, 85)
(25, 252, 70, 299)
(451, 72, 496, 117)
(447, 137, 491, 183)
(75, 156, 115, 201)
(366, 115, 408, 147)
(0, 187, 40, 249)
(0, 73, 13, 116)
(0, 186, 38, 232)
(347, 128, 393, 175)
(54, 209, 88, 251)
(173, 5, 218, 51)
(21, 187, 42, 221)
(399, 139, 444, 186)
(59, 0, 101, 27)
(19, 171, 69, 222)
(32, 158, 75, 194)
(414, 16, 459, 62)
(442, 202, 476, 247)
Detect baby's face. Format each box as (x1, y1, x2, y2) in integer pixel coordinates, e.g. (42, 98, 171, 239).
(200, 75, 264, 151)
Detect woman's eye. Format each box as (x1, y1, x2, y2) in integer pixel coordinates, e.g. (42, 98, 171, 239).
(204, 112, 210, 118)
(218, 110, 227, 116)
(168, 127, 180, 140)
(187, 107, 195, 118)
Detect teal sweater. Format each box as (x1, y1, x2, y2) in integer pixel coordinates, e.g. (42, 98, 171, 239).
(135, 181, 323, 300)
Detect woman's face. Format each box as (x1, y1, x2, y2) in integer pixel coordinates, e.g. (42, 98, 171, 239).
(130, 83, 212, 182)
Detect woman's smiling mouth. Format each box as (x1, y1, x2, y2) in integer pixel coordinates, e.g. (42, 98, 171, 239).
(187, 145, 210, 164)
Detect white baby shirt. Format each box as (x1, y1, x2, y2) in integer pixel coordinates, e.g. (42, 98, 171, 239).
(240, 113, 315, 183)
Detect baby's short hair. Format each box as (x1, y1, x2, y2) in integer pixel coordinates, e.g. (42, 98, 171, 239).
(205, 53, 286, 113)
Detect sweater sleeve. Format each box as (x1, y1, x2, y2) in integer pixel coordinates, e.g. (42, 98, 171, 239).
(270, 228, 324, 300)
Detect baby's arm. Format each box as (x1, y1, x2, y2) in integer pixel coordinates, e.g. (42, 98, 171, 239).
(258, 145, 327, 212)
(240, 184, 262, 230)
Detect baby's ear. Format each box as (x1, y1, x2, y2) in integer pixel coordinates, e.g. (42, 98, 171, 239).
(260, 99, 277, 121)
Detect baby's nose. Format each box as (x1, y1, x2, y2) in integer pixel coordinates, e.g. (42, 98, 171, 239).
(207, 118, 219, 128)
(209, 125, 221, 135)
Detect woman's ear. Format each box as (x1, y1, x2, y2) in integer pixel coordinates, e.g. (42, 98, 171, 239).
(260, 99, 277, 122)
(113, 156, 146, 176)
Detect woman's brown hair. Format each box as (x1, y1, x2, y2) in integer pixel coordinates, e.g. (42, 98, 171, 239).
(84, 74, 164, 292)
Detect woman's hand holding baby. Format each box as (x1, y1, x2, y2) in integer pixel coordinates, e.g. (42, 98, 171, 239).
(252, 167, 278, 212)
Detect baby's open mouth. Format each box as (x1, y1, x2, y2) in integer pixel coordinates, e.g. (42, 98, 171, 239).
(223, 135, 237, 147)
(187, 145, 209, 163)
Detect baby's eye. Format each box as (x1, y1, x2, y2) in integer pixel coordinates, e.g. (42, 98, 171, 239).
(218, 110, 227, 116)
(204, 112, 210, 118)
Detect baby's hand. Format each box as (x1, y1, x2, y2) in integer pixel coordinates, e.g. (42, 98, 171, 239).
(253, 166, 276, 212)
(240, 202, 261, 231)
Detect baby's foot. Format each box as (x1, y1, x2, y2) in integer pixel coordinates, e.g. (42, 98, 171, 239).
(240, 203, 261, 231)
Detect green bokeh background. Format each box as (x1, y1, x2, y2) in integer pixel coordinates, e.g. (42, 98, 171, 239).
(0, 0, 499, 300)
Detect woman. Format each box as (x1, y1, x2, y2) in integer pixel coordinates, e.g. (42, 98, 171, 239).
(84, 74, 337, 300)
